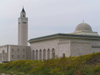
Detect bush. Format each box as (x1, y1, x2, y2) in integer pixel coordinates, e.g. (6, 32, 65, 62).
(0, 52, 100, 74)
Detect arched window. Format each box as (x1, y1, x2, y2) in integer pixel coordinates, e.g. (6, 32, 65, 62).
(12, 49, 14, 52)
(17, 55, 19, 59)
(36, 50, 38, 60)
(43, 49, 46, 60)
(2, 50, 5, 57)
(47, 49, 50, 59)
(23, 15, 25, 17)
(33, 50, 35, 60)
(23, 49, 25, 52)
(12, 55, 14, 58)
(52, 48, 55, 58)
(23, 55, 25, 58)
(39, 50, 42, 60)
(17, 49, 19, 52)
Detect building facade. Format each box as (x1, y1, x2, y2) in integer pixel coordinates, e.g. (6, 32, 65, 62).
(0, 45, 31, 62)
(29, 23, 100, 60)
(29, 34, 100, 60)
(0, 8, 30, 63)
(0, 8, 100, 62)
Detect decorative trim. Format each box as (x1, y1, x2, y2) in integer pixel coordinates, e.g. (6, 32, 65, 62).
(29, 33, 100, 43)
(92, 46, 100, 48)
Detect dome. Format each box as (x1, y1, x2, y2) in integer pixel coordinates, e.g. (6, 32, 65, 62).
(72, 22, 99, 36)
(75, 23, 93, 32)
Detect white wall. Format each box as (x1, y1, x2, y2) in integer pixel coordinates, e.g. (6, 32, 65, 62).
(9, 45, 31, 61)
(70, 40, 92, 56)
(58, 39, 71, 57)
(30, 39, 59, 60)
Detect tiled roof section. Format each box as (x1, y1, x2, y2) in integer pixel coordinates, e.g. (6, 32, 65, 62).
(29, 33, 100, 43)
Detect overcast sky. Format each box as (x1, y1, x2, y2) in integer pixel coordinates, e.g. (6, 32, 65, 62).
(0, 0, 100, 45)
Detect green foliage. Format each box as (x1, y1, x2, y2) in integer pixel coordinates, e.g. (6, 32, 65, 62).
(1, 52, 100, 74)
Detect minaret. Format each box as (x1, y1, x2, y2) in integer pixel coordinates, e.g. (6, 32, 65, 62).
(18, 7, 28, 46)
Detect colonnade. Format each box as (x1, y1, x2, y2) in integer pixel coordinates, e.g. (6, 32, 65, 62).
(32, 48, 55, 60)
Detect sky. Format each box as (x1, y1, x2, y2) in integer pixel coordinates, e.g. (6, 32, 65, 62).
(0, 0, 100, 45)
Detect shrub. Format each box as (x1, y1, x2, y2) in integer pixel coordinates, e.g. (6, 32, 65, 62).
(0, 52, 100, 74)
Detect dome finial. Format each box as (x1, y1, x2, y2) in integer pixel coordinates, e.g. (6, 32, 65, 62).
(23, 6, 24, 9)
(83, 20, 84, 23)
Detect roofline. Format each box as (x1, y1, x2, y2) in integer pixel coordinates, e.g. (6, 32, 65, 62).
(0, 44, 30, 48)
(29, 33, 100, 43)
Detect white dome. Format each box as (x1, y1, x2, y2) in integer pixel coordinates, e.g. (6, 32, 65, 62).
(71, 22, 99, 36)
(75, 23, 93, 32)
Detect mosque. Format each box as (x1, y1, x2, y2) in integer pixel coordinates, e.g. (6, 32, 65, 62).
(0, 8, 100, 62)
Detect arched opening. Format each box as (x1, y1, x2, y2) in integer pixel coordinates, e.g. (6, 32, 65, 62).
(33, 50, 35, 60)
(2, 50, 6, 61)
(52, 48, 55, 58)
(36, 50, 38, 60)
(63, 53, 65, 58)
(43, 49, 46, 60)
(39, 50, 42, 60)
(47, 49, 50, 59)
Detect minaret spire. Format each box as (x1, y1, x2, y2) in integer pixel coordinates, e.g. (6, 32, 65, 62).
(22, 6, 25, 12)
